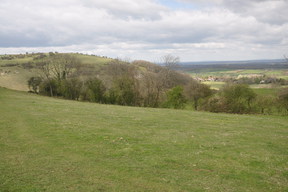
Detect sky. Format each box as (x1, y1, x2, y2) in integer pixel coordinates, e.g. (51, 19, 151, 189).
(0, 0, 287, 62)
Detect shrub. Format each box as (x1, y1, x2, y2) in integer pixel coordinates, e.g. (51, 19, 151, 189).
(278, 88, 288, 113)
(61, 78, 83, 100)
(163, 86, 186, 109)
(28, 77, 42, 94)
(83, 78, 106, 103)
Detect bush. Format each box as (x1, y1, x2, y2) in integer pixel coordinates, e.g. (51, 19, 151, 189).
(163, 86, 186, 109)
(39, 79, 59, 97)
(204, 83, 256, 114)
(278, 88, 288, 113)
(184, 80, 213, 110)
(110, 76, 141, 106)
(83, 78, 106, 103)
(61, 78, 83, 100)
(28, 77, 42, 93)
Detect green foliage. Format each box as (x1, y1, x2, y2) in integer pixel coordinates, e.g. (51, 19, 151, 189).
(111, 76, 140, 106)
(221, 83, 256, 113)
(12, 53, 284, 115)
(27, 76, 42, 93)
(204, 83, 257, 114)
(39, 79, 59, 97)
(278, 88, 288, 112)
(163, 86, 186, 109)
(83, 78, 106, 103)
(61, 78, 82, 100)
(185, 80, 213, 110)
(254, 95, 276, 114)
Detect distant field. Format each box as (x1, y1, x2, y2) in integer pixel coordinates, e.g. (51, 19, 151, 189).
(1, 88, 287, 191)
(204, 82, 282, 97)
(189, 68, 288, 97)
(188, 69, 288, 79)
(0, 57, 33, 66)
(203, 81, 225, 90)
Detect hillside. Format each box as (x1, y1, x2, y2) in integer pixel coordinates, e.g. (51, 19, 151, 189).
(1, 53, 287, 115)
(0, 53, 112, 91)
(0, 87, 287, 191)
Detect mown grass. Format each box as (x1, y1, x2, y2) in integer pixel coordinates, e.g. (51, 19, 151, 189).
(0, 87, 287, 191)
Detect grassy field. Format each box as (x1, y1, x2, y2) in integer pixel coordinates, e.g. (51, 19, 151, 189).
(203, 81, 226, 90)
(0, 87, 287, 191)
(188, 69, 288, 79)
(70, 54, 112, 65)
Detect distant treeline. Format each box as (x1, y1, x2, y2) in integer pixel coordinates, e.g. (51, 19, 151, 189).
(28, 54, 288, 115)
(178, 62, 288, 72)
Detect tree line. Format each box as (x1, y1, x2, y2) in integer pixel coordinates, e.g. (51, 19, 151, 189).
(28, 54, 288, 115)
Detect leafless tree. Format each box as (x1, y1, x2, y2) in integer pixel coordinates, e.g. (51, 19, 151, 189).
(162, 54, 180, 70)
(49, 54, 80, 81)
(37, 54, 80, 96)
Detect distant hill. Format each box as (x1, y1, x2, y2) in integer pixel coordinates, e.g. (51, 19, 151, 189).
(181, 59, 287, 65)
(178, 59, 288, 71)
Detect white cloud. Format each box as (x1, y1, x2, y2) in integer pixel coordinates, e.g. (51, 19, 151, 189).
(0, 0, 287, 61)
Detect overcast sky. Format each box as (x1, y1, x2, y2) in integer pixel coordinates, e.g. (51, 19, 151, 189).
(0, 0, 287, 61)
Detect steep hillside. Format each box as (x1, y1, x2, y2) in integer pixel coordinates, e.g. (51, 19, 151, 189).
(0, 88, 287, 191)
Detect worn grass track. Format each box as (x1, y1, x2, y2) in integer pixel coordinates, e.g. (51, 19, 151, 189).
(0, 87, 287, 191)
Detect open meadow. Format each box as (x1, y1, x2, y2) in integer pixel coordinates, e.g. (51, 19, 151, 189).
(0, 87, 287, 191)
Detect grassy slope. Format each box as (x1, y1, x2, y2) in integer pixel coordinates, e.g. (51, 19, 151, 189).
(0, 67, 35, 91)
(0, 54, 112, 91)
(0, 88, 287, 192)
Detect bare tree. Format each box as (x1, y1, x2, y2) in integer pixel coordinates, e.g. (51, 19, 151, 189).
(162, 54, 180, 70)
(141, 71, 165, 107)
(39, 60, 54, 96)
(284, 55, 288, 67)
(49, 54, 80, 81)
(37, 54, 80, 97)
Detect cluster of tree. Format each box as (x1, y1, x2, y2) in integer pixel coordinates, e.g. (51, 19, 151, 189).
(28, 54, 212, 109)
(0, 55, 15, 60)
(202, 83, 288, 114)
(28, 54, 288, 115)
(233, 76, 288, 85)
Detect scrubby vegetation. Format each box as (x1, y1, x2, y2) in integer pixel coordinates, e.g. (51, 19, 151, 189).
(24, 53, 288, 115)
(0, 52, 287, 115)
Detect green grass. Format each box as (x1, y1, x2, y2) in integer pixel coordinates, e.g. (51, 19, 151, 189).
(0, 67, 37, 91)
(0, 57, 34, 66)
(0, 87, 287, 191)
(252, 88, 278, 97)
(203, 81, 226, 90)
(249, 85, 281, 97)
(188, 69, 288, 79)
(71, 54, 112, 65)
